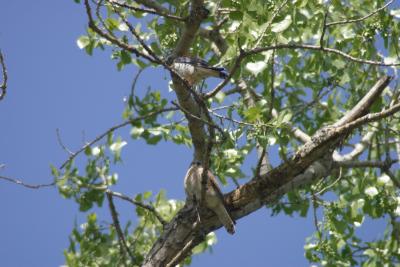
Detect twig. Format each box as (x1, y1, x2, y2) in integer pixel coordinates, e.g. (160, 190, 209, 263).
(255, 147, 266, 178)
(382, 168, 400, 189)
(165, 235, 201, 267)
(326, 0, 394, 27)
(84, 0, 157, 64)
(0, 175, 54, 189)
(205, 44, 397, 100)
(311, 192, 321, 236)
(171, 101, 225, 137)
(338, 100, 400, 133)
(248, 44, 400, 67)
(108, 0, 185, 21)
(334, 76, 392, 127)
(269, 49, 275, 117)
(0, 50, 8, 101)
(205, 48, 245, 99)
(334, 159, 398, 168)
(112, 8, 163, 64)
(106, 192, 136, 263)
(129, 68, 144, 114)
(131, 0, 170, 15)
(108, 190, 167, 226)
(56, 128, 74, 156)
(254, 0, 290, 47)
(315, 167, 343, 195)
(319, 12, 328, 48)
(59, 107, 177, 169)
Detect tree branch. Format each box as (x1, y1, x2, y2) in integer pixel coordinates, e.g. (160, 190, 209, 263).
(108, 190, 167, 226)
(326, 0, 394, 27)
(334, 76, 392, 126)
(108, 0, 185, 21)
(172, 0, 208, 57)
(106, 192, 136, 263)
(0, 175, 54, 189)
(60, 107, 177, 169)
(132, 0, 170, 15)
(0, 50, 8, 101)
(334, 159, 398, 168)
(83, 0, 158, 64)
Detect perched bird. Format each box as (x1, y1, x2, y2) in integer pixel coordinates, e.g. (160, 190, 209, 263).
(168, 56, 228, 86)
(184, 161, 236, 234)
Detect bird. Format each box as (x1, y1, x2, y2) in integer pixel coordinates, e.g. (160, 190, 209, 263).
(168, 56, 228, 86)
(184, 161, 236, 234)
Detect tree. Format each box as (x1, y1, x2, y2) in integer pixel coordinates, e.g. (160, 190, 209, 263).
(1, 0, 400, 266)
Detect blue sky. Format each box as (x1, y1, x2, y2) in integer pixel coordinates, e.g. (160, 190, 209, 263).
(0, 1, 387, 267)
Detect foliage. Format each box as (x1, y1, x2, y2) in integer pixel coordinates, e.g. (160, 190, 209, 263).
(56, 0, 400, 266)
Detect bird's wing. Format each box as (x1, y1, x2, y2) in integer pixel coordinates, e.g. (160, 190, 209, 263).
(207, 170, 226, 203)
(174, 57, 225, 71)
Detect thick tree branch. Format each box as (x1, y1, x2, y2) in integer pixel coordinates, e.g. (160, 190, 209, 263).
(172, 0, 208, 57)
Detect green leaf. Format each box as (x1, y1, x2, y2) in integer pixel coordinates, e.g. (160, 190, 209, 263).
(271, 15, 292, 33)
(76, 36, 90, 49)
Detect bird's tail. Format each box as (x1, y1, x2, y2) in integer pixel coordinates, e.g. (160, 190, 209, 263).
(207, 66, 228, 79)
(212, 203, 236, 234)
(219, 69, 229, 79)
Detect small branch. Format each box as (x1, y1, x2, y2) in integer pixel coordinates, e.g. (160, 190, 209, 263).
(199, 28, 227, 56)
(106, 192, 136, 263)
(56, 128, 74, 156)
(269, 49, 275, 117)
(165, 235, 200, 267)
(255, 147, 266, 178)
(0, 175, 54, 189)
(132, 0, 170, 15)
(129, 69, 144, 114)
(204, 48, 245, 99)
(0, 50, 8, 101)
(326, 0, 394, 27)
(319, 12, 328, 48)
(334, 159, 398, 168)
(311, 192, 321, 236)
(333, 123, 378, 162)
(113, 8, 163, 64)
(59, 107, 177, 169)
(172, 101, 225, 138)
(83, 0, 157, 64)
(254, 0, 289, 47)
(338, 100, 400, 133)
(382, 167, 400, 189)
(206, 46, 396, 100)
(314, 167, 343, 196)
(334, 76, 392, 127)
(108, 190, 167, 226)
(248, 44, 400, 67)
(108, 0, 185, 21)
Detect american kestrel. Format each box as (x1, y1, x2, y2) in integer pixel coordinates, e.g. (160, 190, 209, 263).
(168, 56, 228, 86)
(184, 161, 236, 234)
